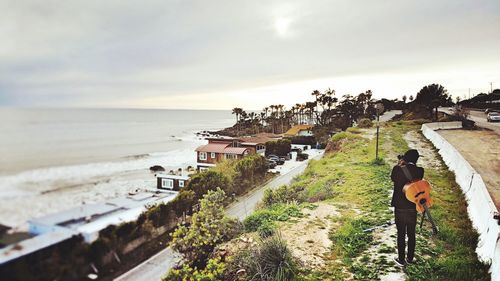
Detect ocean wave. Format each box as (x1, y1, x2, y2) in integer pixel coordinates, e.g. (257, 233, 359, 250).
(0, 148, 197, 199)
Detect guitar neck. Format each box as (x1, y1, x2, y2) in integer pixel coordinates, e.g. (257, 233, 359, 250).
(422, 203, 439, 235)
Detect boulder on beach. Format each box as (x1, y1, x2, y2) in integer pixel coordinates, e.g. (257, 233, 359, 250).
(149, 165, 165, 172)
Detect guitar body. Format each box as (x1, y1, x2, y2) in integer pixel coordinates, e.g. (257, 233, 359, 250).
(403, 179, 433, 213)
(403, 179, 439, 234)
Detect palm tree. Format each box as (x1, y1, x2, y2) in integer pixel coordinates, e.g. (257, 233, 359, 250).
(231, 107, 243, 134)
(311, 90, 321, 122)
(249, 112, 257, 133)
(294, 106, 300, 125)
(277, 104, 285, 133)
(305, 102, 316, 125)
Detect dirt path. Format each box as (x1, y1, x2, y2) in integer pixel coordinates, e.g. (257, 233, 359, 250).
(356, 128, 445, 281)
(280, 203, 338, 269)
(437, 129, 500, 210)
(404, 131, 443, 170)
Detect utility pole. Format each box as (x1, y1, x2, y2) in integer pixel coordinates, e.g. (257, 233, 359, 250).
(376, 111, 380, 160)
(375, 103, 384, 162)
(490, 82, 493, 94)
(468, 88, 471, 99)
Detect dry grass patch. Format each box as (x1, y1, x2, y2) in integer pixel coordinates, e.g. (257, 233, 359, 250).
(280, 203, 339, 269)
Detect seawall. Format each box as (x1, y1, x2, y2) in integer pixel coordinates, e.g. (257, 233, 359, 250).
(421, 122, 500, 280)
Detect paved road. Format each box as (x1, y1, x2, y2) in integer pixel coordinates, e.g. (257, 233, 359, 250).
(226, 153, 324, 220)
(114, 153, 323, 281)
(379, 110, 402, 122)
(439, 107, 500, 134)
(114, 248, 181, 281)
(468, 110, 500, 133)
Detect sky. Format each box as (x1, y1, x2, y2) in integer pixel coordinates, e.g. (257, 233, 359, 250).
(0, 0, 499, 110)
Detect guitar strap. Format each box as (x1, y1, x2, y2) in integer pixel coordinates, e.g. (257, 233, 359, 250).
(401, 165, 414, 183)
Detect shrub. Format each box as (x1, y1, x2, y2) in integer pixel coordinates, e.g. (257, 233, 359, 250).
(247, 234, 297, 281)
(258, 221, 276, 238)
(265, 139, 292, 156)
(232, 155, 268, 195)
(287, 135, 316, 145)
(163, 257, 226, 281)
(304, 184, 336, 203)
(186, 170, 230, 200)
(170, 188, 241, 266)
(114, 221, 137, 240)
(357, 118, 373, 128)
(262, 185, 305, 207)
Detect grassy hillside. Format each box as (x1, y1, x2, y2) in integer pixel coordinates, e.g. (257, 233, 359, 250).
(227, 121, 490, 281)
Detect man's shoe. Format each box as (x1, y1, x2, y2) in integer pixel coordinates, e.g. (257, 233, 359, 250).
(406, 257, 416, 264)
(393, 257, 406, 267)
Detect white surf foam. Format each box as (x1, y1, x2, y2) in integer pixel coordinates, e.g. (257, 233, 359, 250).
(0, 146, 199, 199)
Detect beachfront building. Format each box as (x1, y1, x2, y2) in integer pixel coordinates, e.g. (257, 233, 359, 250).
(284, 124, 314, 137)
(195, 134, 283, 171)
(239, 135, 275, 155)
(0, 189, 177, 269)
(241, 142, 266, 154)
(195, 137, 253, 171)
(156, 174, 189, 191)
(28, 190, 177, 243)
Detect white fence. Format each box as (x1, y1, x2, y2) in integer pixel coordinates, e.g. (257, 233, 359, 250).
(421, 122, 500, 280)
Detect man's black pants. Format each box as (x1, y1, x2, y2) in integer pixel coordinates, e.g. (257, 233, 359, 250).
(394, 208, 417, 261)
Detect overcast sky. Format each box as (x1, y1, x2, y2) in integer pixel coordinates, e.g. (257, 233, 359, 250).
(1, 0, 499, 109)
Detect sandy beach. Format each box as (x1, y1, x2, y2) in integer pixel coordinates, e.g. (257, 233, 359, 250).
(0, 148, 201, 231)
(0, 108, 234, 230)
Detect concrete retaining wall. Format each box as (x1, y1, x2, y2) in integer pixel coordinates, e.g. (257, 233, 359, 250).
(421, 122, 500, 280)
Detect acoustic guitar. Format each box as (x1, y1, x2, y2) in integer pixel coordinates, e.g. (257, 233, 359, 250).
(401, 167, 439, 235)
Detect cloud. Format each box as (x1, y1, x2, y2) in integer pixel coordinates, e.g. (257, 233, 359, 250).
(0, 0, 499, 108)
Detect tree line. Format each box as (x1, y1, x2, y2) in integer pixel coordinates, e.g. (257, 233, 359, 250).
(231, 89, 389, 136)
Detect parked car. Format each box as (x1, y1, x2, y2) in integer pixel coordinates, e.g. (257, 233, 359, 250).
(267, 159, 277, 169)
(487, 112, 500, 122)
(267, 155, 284, 165)
(296, 152, 309, 161)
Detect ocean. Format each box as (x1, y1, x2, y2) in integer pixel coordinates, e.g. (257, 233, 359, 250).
(0, 108, 234, 228)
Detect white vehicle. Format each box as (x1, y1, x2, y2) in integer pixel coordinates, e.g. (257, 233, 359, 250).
(486, 112, 500, 122)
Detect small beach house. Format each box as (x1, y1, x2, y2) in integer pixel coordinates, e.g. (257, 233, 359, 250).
(239, 135, 277, 155)
(195, 137, 254, 171)
(156, 174, 189, 191)
(284, 124, 314, 137)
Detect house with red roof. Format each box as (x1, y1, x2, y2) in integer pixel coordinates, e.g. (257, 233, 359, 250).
(195, 137, 254, 171)
(196, 137, 276, 170)
(195, 134, 284, 171)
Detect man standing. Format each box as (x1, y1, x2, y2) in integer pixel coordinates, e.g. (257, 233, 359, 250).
(390, 149, 424, 266)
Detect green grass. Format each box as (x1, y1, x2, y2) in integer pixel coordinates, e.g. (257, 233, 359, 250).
(225, 121, 489, 280)
(243, 203, 303, 232)
(330, 131, 363, 142)
(329, 217, 373, 261)
(289, 122, 490, 280)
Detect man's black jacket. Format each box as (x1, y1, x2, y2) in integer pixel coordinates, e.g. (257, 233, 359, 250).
(390, 163, 424, 209)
